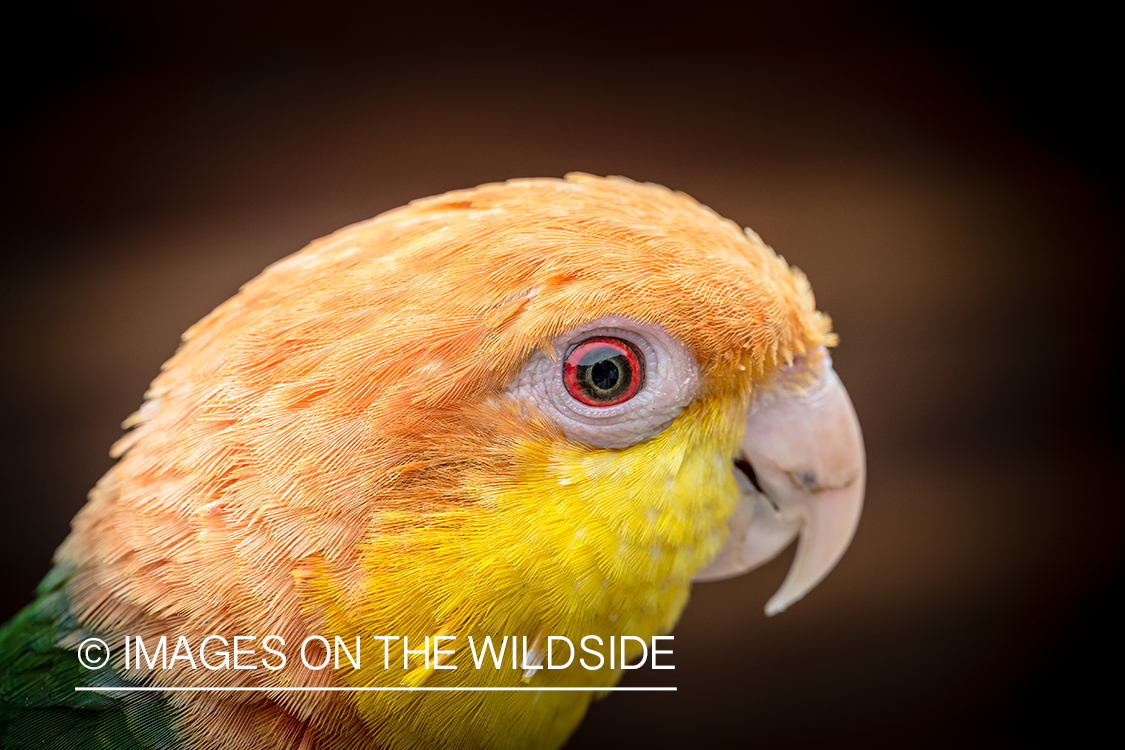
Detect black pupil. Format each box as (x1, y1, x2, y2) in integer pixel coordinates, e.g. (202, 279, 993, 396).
(590, 360, 619, 390)
(577, 345, 632, 400)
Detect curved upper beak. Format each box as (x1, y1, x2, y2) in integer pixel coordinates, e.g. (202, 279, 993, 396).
(693, 349, 865, 615)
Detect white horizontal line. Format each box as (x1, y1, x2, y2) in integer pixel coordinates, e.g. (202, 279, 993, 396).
(75, 686, 675, 692)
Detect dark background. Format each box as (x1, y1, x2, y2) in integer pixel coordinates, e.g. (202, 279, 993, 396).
(2, 2, 1120, 747)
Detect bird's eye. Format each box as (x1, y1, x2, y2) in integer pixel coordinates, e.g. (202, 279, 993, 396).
(502, 316, 699, 449)
(563, 337, 644, 406)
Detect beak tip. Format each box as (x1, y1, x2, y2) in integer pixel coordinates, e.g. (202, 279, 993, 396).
(763, 575, 811, 617)
(763, 601, 787, 617)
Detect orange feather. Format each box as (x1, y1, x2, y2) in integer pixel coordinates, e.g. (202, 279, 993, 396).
(55, 174, 833, 749)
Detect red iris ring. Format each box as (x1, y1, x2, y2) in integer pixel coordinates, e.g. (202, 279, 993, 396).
(563, 337, 644, 406)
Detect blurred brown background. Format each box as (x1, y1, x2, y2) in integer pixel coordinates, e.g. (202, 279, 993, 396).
(2, 2, 1120, 748)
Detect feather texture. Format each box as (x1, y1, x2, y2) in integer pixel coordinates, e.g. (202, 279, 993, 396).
(3, 174, 834, 749)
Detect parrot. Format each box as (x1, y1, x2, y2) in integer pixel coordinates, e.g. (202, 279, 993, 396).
(0, 174, 865, 750)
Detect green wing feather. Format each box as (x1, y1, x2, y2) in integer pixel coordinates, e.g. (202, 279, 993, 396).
(0, 567, 181, 749)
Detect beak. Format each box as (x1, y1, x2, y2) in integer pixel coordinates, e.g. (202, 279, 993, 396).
(693, 349, 865, 615)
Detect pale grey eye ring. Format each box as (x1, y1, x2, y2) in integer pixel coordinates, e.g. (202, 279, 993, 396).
(503, 315, 700, 450)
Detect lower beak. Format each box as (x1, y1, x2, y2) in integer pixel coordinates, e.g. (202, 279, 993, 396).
(693, 349, 866, 615)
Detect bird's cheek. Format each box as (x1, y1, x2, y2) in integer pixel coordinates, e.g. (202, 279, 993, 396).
(693, 349, 865, 616)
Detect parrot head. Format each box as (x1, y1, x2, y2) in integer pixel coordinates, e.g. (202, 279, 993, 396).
(50, 174, 864, 749)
